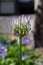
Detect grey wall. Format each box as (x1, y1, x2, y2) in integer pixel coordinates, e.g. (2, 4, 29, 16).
(0, 16, 13, 34)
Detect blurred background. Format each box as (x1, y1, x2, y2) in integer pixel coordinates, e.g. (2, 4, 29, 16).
(0, 0, 34, 15)
(0, 0, 40, 49)
(0, 0, 43, 61)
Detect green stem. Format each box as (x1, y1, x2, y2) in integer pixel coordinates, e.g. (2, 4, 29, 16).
(0, 58, 1, 65)
(19, 36, 22, 65)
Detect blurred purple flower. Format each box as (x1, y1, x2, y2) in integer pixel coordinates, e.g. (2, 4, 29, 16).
(22, 36, 31, 45)
(0, 42, 7, 57)
(16, 53, 31, 61)
(22, 55, 31, 61)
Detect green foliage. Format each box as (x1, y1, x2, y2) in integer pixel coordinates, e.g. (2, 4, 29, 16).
(0, 35, 11, 41)
(0, 35, 43, 65)
(0, 42, 42, 65)
(0, 35, 6, 41)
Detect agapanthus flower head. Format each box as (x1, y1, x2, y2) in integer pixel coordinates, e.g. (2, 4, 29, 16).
(11, 15, 31, 37)
(0, 42, 7, 57)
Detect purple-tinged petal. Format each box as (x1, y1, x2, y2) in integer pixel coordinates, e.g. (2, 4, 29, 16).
(22, 55, 31, 61)
(22, 36, 31, 45)
(16, 53, 31, 61)
(0, 42, 7, 57)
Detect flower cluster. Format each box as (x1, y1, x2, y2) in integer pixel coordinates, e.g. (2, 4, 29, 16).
(22, 36, 31, 45)
(16, 53, 31, 61)
(11, 15, 31, 37)
(22, 55, 31, 61)
(0, 42, 7, 57)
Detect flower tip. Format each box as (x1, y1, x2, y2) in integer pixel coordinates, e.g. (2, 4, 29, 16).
(29, 28, 31, 30)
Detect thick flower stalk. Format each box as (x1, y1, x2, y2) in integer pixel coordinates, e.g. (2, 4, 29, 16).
(11, 15, 31, 65)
